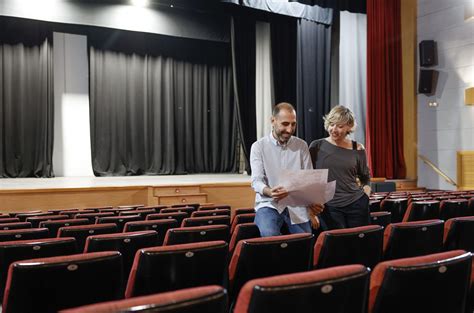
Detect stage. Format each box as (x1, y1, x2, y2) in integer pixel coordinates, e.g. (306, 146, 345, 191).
(0, 174, 255, 212)
(0, 174, 420, 213)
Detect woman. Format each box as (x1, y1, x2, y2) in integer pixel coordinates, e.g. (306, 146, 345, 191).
(309, 105, 371, 230)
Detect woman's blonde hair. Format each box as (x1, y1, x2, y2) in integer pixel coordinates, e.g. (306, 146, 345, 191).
(323, 105, 357, 134)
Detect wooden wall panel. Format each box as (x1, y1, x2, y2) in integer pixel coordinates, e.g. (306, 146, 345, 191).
(0, 187, 150, 213)
(457, 151, 474, 190)
(401, 0, 418, 180)
(201, 183, 255, 210)
(0, 183, 256, 214)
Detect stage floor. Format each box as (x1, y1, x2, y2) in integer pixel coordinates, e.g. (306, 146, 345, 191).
(0, 174, 252, 191)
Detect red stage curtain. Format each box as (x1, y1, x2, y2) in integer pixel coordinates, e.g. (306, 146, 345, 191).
(366, 0, 407, 179)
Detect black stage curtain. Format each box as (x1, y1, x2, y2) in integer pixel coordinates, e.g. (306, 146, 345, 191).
(230, 16, 256, 174)
(296, 18, 332, 144)
(270, 16, 297, 105)
(0, 18, 54, 177)
(89, 30, 237, 176)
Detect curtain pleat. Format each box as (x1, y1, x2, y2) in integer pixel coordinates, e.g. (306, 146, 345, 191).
(296, 18, 332, 144)
(255, 21, 273, 140)
(339, 11, 367, 145)
(90, 44, 237, 176)
(270, 16, 297, 106)
(0, 21, 54, 177)
(366, 0, 406, 179)
(230, 16, 256, 174)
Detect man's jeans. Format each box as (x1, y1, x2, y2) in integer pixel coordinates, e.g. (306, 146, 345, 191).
(254, 207, 312, 237)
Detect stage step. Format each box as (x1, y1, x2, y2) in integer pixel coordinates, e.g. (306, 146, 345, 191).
(388, 179, 424, 191)
(371, 178, 424, 192)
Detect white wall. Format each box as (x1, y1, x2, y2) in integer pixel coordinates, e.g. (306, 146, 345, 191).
(53, 32, 93, 177)
(417, 0, 474, 190)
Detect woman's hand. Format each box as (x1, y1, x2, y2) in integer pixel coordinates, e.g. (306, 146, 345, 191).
(363, 185, 371, 197)
(307, 203, 324, 230)
(308, 203, 324, 229)
(309, 214, 320, 229)
(308, 203, 324, 215)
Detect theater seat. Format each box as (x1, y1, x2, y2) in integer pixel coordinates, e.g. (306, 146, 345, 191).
(161, 207, 196, 215)
(123, 219, 179, 246)
(125, 240, 228, 297)
(0, 218, 21, 225)
(402, 200, 440, 222)
(84, 230, 158, 290)
(313, 225, 383, 269)
(383, 219, 444, 260)
(0, 228, 50, 242)
(199, 205, 231, 211)
(230, 213, 256, 234)
(15, 212, 51, 222)
(181, 216, 231, 228)
(0, 222, 32, 231)
(233, 208, 256, 218)
(171, 203, 201, 210)
(444, 216, 474, 252)
(0, 237, 77, 302)
(228, 223, 261, 256)
(369, 250, 472, 313)
(234, 264, 370, 313)
(25, 215, 67, 228)
(370, 211, 391, 228)
(228, 233, 314, 303)
(380, 198, 408, 223)
(147, 212, 189, 226)
(440, 199, 471, 220)
(119, 209, 156, 219)
(163, 225, 230, 245)
(2, 251, 123, 313)
(75, 212, 115, 224)
(191, 209, 231, 218)
(96, 215, 143, 232)
(39, 218, 90, 238)
(57, 223, 118, 252)
(59, 285, 228, 313)
(369, 200, 381, 213)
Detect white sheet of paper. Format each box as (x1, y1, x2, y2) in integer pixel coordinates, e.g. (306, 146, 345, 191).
(276, 169, 336, 210)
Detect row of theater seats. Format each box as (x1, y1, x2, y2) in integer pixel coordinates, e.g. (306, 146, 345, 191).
(367, 190, 474, 226)
(0, 203, 259, 312)
(59, 249, 473, 313)
(1, 235, 473, 313)
(0, 193, 473, 312)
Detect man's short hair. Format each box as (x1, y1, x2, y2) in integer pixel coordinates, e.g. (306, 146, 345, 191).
(272, 102, 296, 117)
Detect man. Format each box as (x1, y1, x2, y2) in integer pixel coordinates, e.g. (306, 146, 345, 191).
(250, 102, 323, 237)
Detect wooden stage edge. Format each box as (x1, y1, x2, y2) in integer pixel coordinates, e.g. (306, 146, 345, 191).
(0, 175, 420, 213)
(0, 174, 256, 212)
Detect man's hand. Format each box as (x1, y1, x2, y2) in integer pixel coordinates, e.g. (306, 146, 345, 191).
(270, 186, 289, 201)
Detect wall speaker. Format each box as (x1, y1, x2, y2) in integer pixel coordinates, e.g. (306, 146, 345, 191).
(419, 40, 437, 67)
(418, 69, 438, 94)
